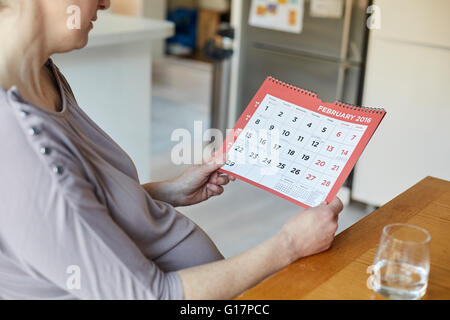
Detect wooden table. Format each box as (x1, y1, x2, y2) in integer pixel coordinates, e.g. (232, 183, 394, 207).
(237, 177, 450, 300)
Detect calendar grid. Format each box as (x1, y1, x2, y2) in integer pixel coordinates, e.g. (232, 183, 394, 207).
(222, 92, 372, 207)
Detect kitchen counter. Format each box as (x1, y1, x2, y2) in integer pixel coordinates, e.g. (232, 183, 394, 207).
(87, 12, 174, 48)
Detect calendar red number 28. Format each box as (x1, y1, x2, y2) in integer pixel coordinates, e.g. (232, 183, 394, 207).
(322, 180, 331, 187)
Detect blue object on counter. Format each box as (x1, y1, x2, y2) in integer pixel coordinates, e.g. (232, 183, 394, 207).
(167, 9, 198, 49)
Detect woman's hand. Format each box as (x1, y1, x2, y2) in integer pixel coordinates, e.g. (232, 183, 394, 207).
(279, 197, 344, 263)
(143, 158, 236, 207)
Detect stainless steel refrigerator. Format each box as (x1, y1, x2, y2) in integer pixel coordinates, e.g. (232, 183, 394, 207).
(234, 0, 370, 115)
(228, 0, 370, 192)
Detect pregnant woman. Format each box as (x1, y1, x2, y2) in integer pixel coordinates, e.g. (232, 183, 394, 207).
(0, 0, 343, 300)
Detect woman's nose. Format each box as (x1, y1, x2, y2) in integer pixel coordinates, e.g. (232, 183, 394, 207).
(98, 0, 111, 10)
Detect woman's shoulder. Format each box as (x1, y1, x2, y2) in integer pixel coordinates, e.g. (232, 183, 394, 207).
(0, 88, 86, 196)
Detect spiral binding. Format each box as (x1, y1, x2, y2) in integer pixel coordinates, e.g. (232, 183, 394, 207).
(335, 101, 385, 114)
(268, 76, 318, 98)
(268, 76, 385, 114)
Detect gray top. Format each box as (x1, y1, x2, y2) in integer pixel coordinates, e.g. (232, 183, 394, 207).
(0, 60, 222, 300)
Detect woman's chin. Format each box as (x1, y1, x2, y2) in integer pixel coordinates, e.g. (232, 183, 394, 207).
(66, 35, 90, 51)
(76, 36, 90, 50)
(73, 28, 92, 50)
(70, 23, 93, 50)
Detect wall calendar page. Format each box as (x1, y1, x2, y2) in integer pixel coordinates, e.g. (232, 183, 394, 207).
(216, 77, 386, 208)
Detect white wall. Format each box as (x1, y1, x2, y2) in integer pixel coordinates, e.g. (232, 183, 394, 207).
(352, 0, 450, 206)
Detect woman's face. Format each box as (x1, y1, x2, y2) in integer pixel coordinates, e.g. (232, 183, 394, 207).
(41, 0, 111, 53)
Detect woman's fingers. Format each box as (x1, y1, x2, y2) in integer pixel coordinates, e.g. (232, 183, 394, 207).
(318, 198, 343, 222)
(328, 197, 344, 216)
(209, 173, 237, 186)
(208, 172, 220, 184)
(207, 183, 224, 196)
(216, 175, 230, 186)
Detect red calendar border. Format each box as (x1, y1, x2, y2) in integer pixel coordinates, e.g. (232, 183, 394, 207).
(216, 77, 386, 208)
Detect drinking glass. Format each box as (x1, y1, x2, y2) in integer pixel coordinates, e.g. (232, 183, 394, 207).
(370, 223, 431, 300)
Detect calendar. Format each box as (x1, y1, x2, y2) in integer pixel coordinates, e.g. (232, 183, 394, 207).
(216, 77, 386, 208)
